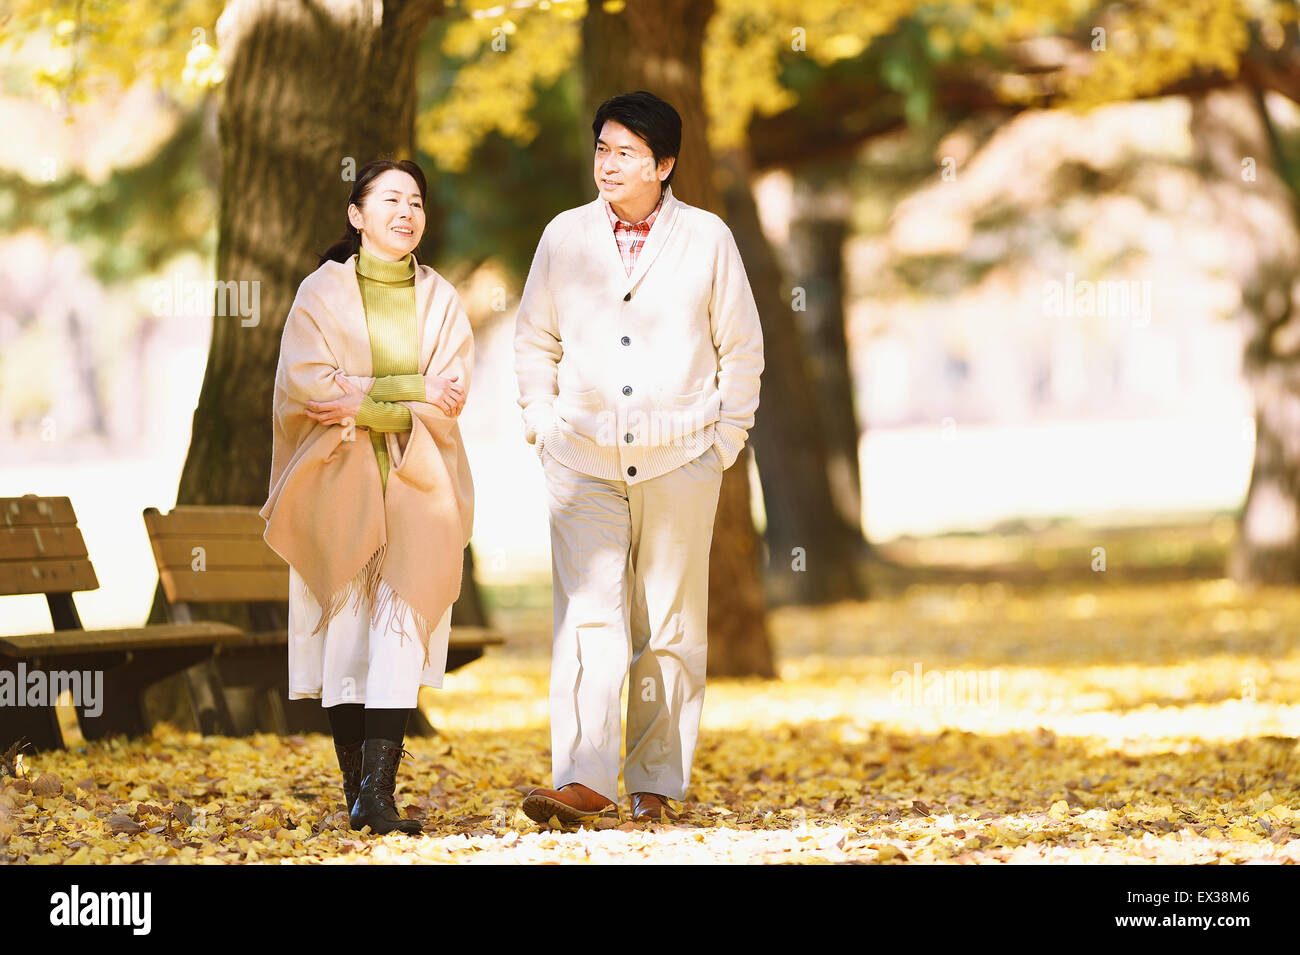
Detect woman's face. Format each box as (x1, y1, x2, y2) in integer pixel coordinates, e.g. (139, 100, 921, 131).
(347, 169, 425, 261)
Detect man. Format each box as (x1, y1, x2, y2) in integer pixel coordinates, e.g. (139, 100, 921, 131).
(513, 90, 763, 825)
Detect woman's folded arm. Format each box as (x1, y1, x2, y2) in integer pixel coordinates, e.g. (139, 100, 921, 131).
(354, 395, 412, 432)
(368, 374, 426, 402)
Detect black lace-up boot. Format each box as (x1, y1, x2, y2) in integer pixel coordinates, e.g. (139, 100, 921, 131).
(333, 740, 364, 820)
(349, 738, 423, 835)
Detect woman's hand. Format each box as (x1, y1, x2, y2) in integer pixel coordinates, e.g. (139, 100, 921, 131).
(425, 373, 466, 417)
(305, 372, 365, 426)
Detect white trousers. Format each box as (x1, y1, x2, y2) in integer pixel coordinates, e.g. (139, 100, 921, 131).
(542, 442, 725, 803)
(287, 565, 452, 708)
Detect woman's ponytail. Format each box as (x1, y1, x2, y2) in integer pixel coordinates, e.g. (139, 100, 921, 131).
(318, 223, 362, 266)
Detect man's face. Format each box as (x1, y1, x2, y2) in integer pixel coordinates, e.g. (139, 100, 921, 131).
(594, 119, 673, 211)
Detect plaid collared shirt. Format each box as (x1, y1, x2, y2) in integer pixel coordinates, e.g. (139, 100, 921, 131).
(605, 189, 664, 276)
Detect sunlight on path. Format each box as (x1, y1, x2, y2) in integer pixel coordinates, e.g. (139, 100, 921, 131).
(4, 579, 1296, 864)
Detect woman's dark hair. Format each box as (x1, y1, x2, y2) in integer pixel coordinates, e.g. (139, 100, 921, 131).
(317, 158, 428, 266)
(591, 90, 681, 189)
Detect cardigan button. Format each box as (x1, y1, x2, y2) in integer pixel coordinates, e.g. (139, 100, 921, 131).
(620, 336, 630, 346)
(627, 465, 637, 477)
(623, 292, 631, 302)
(624, 433, 633, 443)
(622, 385, 632, 396)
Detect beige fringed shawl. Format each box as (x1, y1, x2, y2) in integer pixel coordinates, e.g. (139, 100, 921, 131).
(260, 252, 474, 671)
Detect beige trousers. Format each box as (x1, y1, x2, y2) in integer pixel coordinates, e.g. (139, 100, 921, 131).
(541, 442, 725, 803)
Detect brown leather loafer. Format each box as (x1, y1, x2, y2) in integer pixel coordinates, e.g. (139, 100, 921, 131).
(522, 782, 618, 827)
(630, 791, 679, 822)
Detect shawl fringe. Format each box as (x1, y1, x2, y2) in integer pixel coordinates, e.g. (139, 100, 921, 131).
(310, 541, 386, 638)
(370, 578, 438, 673)
(308, 541, 438, 672)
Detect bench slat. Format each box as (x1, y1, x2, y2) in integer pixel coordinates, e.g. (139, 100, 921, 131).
(0, 557, 98, 597)
(143, 506, 267, 538)
(0, 496, 77, 528)
(159, 567, 289, 603)
(450, 626, 505, 647)
(148, 537, 286, 572)
(0, 525, 88, 560)
(0, 621, 245, 656)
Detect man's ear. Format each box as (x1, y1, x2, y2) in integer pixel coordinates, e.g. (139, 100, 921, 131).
(659, 156, 676, 182)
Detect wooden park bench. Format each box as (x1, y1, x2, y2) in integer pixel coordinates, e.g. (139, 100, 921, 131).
(143, 505, 504, 738)
(0, 495, 244, 753)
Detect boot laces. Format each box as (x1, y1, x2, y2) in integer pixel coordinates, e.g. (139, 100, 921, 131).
(376, 743, 413, 803)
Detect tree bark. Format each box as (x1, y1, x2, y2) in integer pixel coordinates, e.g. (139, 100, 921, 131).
(717, 149, 866, 606)
(581, 0, 773, 677)
(1190, 86, 1300, 584)
(786, 163, 864, 542)
(149, 0, 486, 629)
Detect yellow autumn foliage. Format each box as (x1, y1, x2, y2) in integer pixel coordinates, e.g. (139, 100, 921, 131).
(4, 1, 1298, 165)
(2, 578, 1298, 864)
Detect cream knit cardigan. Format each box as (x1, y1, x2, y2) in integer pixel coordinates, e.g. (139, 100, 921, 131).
(260, 252, 475, 670)
(514, 185, 764, 483)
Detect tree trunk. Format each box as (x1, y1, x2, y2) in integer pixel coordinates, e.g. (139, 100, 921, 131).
(581, 0, 773, 677)
(717, 149, 867, 606)
(787, 162, 869, 553)
(1189, 86, 1300, 584)
(148, 0, 485, 628)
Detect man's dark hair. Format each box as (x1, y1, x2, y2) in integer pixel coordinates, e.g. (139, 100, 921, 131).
(591, 90, 682, 189)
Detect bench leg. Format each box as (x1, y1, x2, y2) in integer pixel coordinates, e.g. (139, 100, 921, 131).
(182, 660, 237, 736)
(213, 648, 284, 735)
(0, 658, 68, 752)
(220, 686, 260, 736)
(75, 647, 215, 742)
(256, 685, 290, 736)
(0, 697, 64, 754)
(214, 648, 330, 736)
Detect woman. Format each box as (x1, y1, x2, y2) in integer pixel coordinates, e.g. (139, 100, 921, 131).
(259, 159, 474, 836)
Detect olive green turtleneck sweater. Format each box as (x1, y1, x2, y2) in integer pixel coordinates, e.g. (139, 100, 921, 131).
(352, 244, 426, 490)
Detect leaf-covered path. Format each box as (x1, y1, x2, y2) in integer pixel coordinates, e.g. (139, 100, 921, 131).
(3, 579, 1298, 863)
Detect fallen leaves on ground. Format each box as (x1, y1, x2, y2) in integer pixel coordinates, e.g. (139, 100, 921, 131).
(2, 579, 1297, 864)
